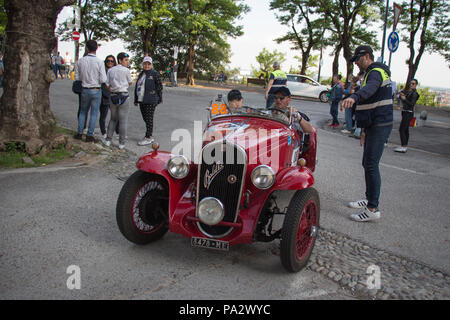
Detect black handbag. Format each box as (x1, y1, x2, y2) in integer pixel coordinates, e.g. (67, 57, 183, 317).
(72, 80, 82, 94)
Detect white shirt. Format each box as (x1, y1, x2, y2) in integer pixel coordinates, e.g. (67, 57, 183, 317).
(106, 65, 132, 93)
(75, 54, 107, 88)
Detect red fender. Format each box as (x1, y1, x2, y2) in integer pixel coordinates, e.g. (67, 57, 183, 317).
(272, 166, 315, 191)
(136, 151, 197, 217)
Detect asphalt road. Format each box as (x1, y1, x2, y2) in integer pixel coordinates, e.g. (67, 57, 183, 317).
(1, 79, 449, 299)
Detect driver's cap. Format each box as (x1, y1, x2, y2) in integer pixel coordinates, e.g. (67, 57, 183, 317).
(273, 86, 291, 97)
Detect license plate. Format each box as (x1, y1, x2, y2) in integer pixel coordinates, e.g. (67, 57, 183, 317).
(191, 237, 229, 251)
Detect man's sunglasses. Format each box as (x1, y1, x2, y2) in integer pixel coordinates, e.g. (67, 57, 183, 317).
(274, 96, 287, 100)
(354, 54, 365, 62)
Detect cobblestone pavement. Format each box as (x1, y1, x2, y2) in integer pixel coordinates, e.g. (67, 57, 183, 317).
(94, 147, 450, 300)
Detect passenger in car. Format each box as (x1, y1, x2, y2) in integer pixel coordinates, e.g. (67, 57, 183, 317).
(227, 89, 243, 113)
(271, 86, 313, 134)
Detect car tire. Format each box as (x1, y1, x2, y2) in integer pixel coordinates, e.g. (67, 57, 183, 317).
(319, 91, 329, 103)
(116, 170, 169, 245)
(280, 187, 320, 272)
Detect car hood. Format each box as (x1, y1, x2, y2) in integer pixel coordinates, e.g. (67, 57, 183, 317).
(204, 117, 293, 168)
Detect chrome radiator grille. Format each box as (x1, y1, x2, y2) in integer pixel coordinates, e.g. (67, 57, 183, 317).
(196, 140, 247, 238)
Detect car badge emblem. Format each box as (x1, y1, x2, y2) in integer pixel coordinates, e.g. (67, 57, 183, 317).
(227, 175, 237, 184)
(204, 163, 224, 190)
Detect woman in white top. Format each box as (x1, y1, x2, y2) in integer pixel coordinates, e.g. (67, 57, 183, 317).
(102, 52, 133, 150)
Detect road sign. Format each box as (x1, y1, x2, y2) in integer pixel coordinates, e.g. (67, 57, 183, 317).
(393, 3, 402, 31)
(72, 30, 80, 41)
(388, 31, 399, 53)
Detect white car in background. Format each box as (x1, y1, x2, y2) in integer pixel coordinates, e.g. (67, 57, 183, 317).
(286, 74, 330, 103)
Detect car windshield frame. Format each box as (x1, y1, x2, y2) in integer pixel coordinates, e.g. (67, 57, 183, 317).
(209, 104, 292, 126)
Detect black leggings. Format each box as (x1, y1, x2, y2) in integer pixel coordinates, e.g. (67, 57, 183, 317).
(139, 104, 157, 138)
(399, 111, 414, 146)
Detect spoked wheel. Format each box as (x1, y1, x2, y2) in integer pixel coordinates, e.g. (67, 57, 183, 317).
(280, 188, 320, 272)
(116, 171, 169, 245)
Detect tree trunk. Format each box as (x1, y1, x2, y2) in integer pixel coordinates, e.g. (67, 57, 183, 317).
(332, 43, 342, 77)
(186, 37, 195, 86)
(0, 0, 72, 142)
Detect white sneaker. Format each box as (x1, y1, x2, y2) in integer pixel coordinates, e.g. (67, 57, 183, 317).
(341, 129, 351, 134)
(350, 207, 380, 222)
(348, 199, 368, 209)
(138, 137, 154, 146)
(102, 134, 107, 139)
(101, 137, 111, 147)
(394, 146, 407, 153)
(119, 144, 125, 150)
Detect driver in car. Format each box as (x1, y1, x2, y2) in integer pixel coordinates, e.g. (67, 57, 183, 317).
(271, 86, 313, 134)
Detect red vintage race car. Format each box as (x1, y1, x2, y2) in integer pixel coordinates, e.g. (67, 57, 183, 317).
(116, 97, 320, 272)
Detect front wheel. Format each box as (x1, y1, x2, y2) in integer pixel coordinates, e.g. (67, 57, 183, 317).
(319, 91, 329, 103)
(280, 188, 320, 272)
(116, 171, 169, 245)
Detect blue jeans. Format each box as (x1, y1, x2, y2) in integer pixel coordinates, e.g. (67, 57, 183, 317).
(330, 102, 339, 125)
(344, 108, 353, 130)
(362, 124, 393, 209)
(78, 88, 102, 136)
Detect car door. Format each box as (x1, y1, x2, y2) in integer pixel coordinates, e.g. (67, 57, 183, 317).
(298, 76, 320, 98)
(286, 75, 302, 95)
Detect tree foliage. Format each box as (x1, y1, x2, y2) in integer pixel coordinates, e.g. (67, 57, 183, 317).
(316, 0, 382, 80)
(398, 0, 449, 88)
(251, 48, 286, 80)
(270, 0, 324, 75)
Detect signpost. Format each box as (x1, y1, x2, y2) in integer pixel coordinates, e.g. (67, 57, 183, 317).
(72, 30, 80, 42)
(388, 3, 402, 68)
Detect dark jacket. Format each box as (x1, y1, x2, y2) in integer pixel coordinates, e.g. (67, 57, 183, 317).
(350, 62, 393, 128)
(330, 83, 343, 103)
(402, 89, 420, 112)
(134, 69, 163, 105)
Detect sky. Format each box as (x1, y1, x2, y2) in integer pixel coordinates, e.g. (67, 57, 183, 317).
(56, 0, 450, 89)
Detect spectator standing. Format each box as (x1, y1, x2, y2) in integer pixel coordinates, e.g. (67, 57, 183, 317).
(134, 56, 163, 146)
(55, 52, 64, 79)
(163, 65, 171, 82)
(171, 60, 178, 87)
(341, 45, 394, 222)
(328, 75, 343, 128)
(99, 55, 119, 138)
(217, 71, 225, 86)
(74, 40, 107, 142)
(64, 52, 72, 79)
(341, 75, 355, 134)
(265, 62, 287, 108)
(102, 52, 133, 150)
(394, 79, 420, 153)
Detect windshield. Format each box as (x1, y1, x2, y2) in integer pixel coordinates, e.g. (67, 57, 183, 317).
(209, 102, 291, 125)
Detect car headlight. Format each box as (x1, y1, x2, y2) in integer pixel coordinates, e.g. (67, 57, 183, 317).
(167, 155, 190, 179)
(251, 165, 275, 189)
(198, 197, 224, 225)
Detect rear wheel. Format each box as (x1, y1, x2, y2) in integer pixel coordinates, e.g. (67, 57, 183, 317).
(280, 188, 320, 272)
(319, 91, 329, 103)
(116, 171, 169, 245)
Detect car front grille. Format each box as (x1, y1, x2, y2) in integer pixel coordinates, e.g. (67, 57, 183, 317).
(196, 140, 247, 238)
